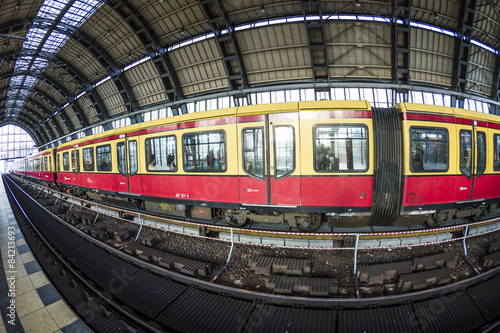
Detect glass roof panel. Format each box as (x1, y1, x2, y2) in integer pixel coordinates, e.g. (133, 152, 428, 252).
(61, 0, 103, 28)
(41, 31, 69, 53)
(38, 0, 71, 21)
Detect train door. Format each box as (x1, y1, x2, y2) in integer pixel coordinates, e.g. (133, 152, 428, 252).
(472, 127, 487, 200)
(71, 148, 79, 185)
(455, 124, 487, 202)
(239, 113, 300, 206)
(117, 139, 140, 194)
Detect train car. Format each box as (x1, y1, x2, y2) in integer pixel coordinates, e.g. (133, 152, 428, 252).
(397, 103, 500, 226)
(10, 157, 27, 177)
(23, 148, 57, 186)
(42, 101, 500, 230)
(55, 101, 375, 231)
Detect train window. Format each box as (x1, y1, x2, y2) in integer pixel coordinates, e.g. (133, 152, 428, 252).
(117, 143, 126, 176)
(71, 150, 80, 172)
(314, 125, 368, 172)
(96, 145, 112, 172)
(57, 154, 60, 172)
(63, 152, 70, 171)
(44, 157, 48, 171)
(242, 128, 265, 179)
(495, 134, 500, 171)
(275, 126, 295, 178)
(410, 127, 449, 172)
(477, 131, 486, 178)
(145, 136, 177, 172)
(183, 131, 226, 172)
(49, 156, 52, 171)
(35, 158, 40, 171)
(82, 147, 95, 171)
(129, 140, 138, 176)
(460, 130, 473, 178)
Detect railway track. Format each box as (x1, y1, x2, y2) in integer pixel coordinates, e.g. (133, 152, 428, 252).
(6, 174, 500, 332)
(12, 174, 500, 250)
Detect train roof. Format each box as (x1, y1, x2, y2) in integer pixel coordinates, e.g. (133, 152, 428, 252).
(397, 102, 500, 124)
(57, 100, 371, 149)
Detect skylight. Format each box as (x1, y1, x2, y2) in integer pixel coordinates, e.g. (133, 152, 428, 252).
(7, 0, 103, 123)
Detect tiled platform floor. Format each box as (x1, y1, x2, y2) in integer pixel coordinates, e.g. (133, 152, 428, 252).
(0, 178, 90, 333)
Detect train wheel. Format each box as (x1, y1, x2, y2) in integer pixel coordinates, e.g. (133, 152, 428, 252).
(225, 214, 248, 228)
(296, 214, 321, 232)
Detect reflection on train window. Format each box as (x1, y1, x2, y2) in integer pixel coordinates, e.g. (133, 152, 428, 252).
(96, 145, 112, 172)
(62, 152, 70, 171)
(44, 157, 48, 171)
(35, 158, 40, 171)
(476, 131, 486, 178)
(274, 126, 295, 178)
(314, 125, 368, 172)
(129, 140, 138, 176)
(82, 147, 95, 171)
(460, 130, 472, 178)
(183, 131, 226, 172)
(145, 136, 177, 172)
(410, 127, 449, 172)
(243, 128, 264, 179)
(494, 134, 500, 171)
(71, 150, 80, 172)
(117, 143, 126, 176)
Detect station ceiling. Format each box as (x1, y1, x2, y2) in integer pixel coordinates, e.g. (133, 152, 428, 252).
(0, 0, 499, 147)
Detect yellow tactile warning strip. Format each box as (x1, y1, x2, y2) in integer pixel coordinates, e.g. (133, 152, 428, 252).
(0, 181, 90, 333)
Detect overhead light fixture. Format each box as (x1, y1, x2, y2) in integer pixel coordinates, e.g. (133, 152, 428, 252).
(180, 28, 185, 35)
(158, 0, 163, 3)
(107, 29, 111, 35)
(15, 3, 20, 10)
(128, 52, 132, 59)
(434, 12, 440, 20)
(355, 0, 361, 7)
(260, 6, 266, 13)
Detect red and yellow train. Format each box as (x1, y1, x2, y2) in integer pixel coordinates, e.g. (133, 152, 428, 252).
(11, 101, 500, 230)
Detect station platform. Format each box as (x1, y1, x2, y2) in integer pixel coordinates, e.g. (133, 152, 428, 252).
(0, 180, 89, 333)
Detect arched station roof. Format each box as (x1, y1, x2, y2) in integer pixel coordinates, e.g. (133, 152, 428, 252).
(1, 0, 499, 147)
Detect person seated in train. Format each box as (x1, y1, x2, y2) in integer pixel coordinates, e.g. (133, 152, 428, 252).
(214, 155, 225, 170)
(148, 154, 157, 170)
(186, 161, 197, 170)
(330, 154, 339, 170)
(411, 144, 424, 171)
(245, 160, 253, 173)
(206, 150, 215, 169)
(166, 154, 176, 170)
(317, 150, 330, 170)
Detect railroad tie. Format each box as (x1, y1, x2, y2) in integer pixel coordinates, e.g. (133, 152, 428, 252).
(482, 251, 500, 270)
(249, 256, 312, 276)
(82, 225, 109, 241)
(158, 252, 212, 278)
(488, 240, 500, 253)
(106, 226, 131, 242)
(265, 275, 338, 297)
(397, 268, 453, 292)
(357, 261, 413, 286)
(412, 252, 456, 271)
(123, 243, 163, 263)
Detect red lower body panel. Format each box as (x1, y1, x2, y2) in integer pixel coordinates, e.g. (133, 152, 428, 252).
(140, 175, 239, 204)
(403, 175, 455, 207)
(300, 176, 373, 208)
